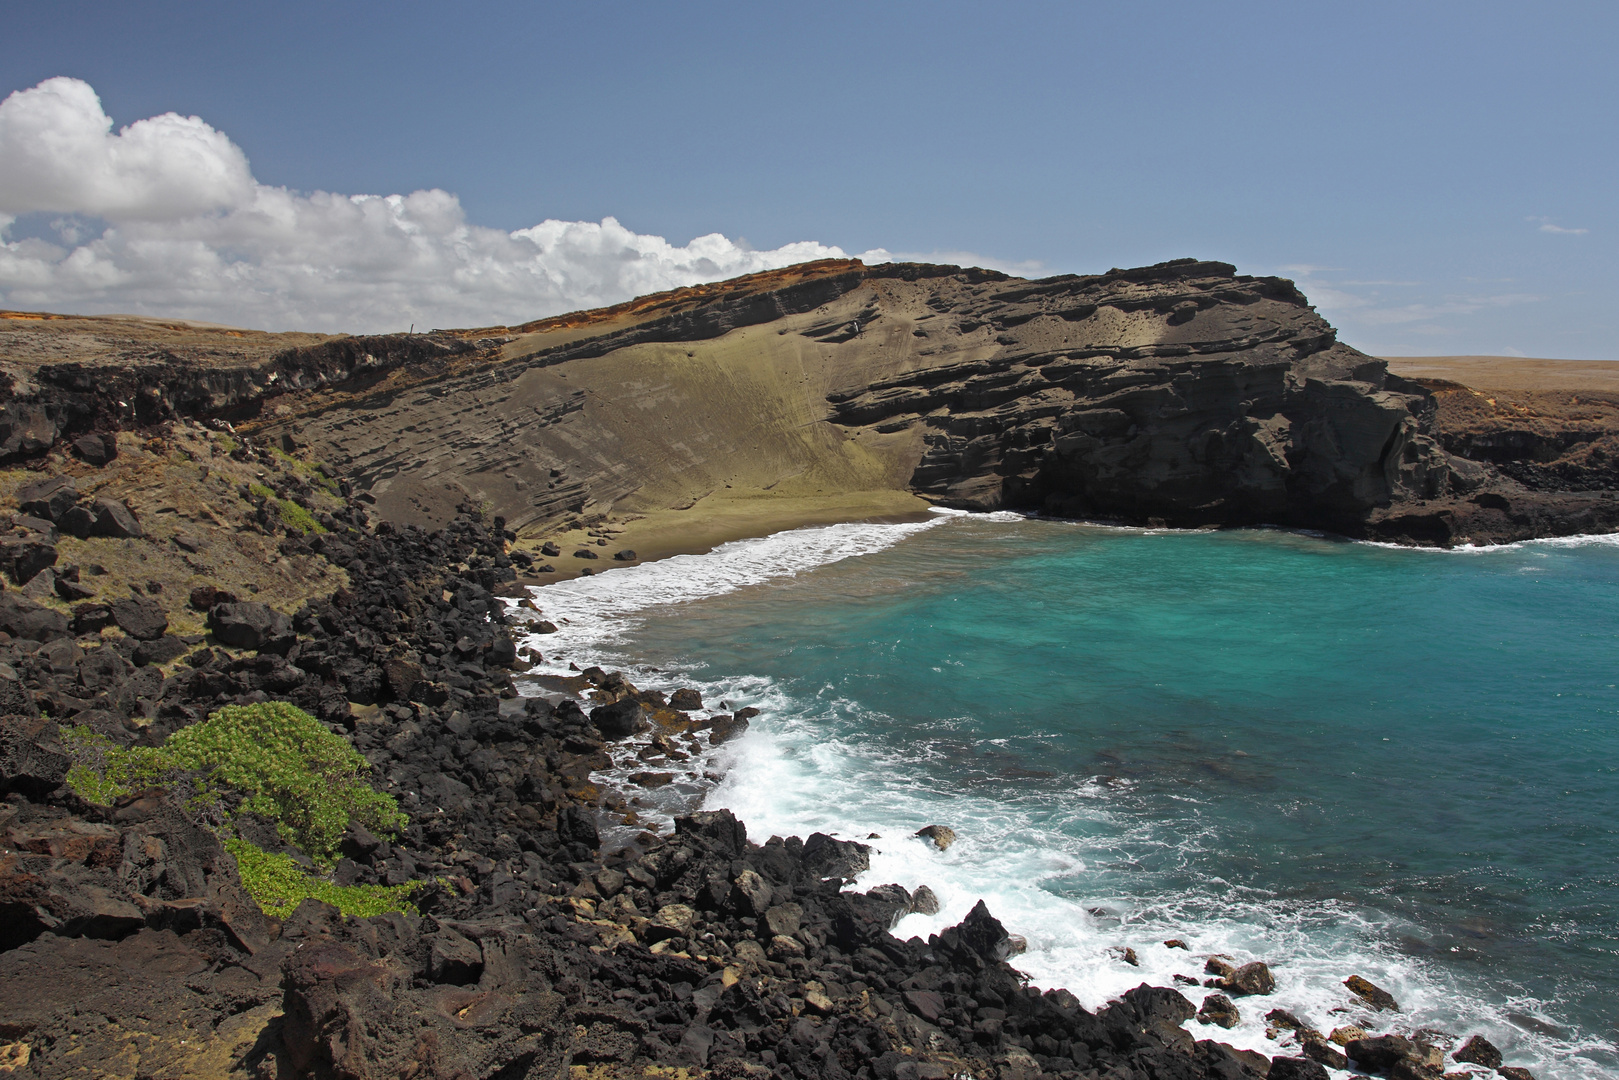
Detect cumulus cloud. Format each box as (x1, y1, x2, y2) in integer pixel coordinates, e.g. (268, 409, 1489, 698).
(0, 78, 889, 332)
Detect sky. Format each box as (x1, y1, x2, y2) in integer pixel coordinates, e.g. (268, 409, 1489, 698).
(1, 1, 1614, 357)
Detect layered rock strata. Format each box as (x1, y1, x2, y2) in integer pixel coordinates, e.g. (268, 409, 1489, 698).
(6, 260, 1615, 547)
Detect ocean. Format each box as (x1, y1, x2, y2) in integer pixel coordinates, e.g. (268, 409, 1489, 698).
(514, 511, 1619, 1079)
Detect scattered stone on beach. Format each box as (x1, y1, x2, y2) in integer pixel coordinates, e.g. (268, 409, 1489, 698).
(1197, 992, 1240, 1029)
(1453, 1034, 1503, 1068)
(915, 823, 956, 850)
(1345, 973, 1400, 1011)
(613, 549, 636, 561)
(572, 548, 598, 559)
(540, 541, 561, 556)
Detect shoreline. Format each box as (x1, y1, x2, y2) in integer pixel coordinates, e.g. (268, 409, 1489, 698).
(507, 510, 1601, 1080)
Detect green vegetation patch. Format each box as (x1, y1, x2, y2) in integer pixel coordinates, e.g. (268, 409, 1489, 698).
(64, 702, 414, 918)
(244, 480, 327, 535)
(274, 497, 326, 535)
(224, 837, 422, 919)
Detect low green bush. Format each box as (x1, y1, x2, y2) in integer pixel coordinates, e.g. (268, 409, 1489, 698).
(224, 838, 422, 918)
(64, 702, 414, 918)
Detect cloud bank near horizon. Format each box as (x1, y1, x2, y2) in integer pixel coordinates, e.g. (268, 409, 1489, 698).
(0, 78, 892, 333)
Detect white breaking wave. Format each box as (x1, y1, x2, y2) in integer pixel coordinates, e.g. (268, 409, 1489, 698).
(509, 517, 945, 672)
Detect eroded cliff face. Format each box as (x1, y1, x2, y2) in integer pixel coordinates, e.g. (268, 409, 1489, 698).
(818, 260, 1453, 531)
(248, 258, 1466, 539)
(4, 259, 1616, 546)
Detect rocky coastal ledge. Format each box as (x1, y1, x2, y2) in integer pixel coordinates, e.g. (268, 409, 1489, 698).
(0, 427, 1540, 1079)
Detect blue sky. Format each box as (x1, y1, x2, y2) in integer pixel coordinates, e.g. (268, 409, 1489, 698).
(1, 1, 1614, 356)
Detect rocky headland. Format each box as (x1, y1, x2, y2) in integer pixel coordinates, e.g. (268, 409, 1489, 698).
(0, 260, 1595, 1079)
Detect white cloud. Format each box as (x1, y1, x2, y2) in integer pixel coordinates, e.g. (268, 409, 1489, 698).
(1527, 216, 1589, 235)
(0, 78, 889, 332)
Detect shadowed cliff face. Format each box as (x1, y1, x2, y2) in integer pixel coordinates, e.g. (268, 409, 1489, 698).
(4, 259, 1617, 546)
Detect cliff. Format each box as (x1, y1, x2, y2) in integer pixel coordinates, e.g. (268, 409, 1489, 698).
(5, 259, 1618, 549)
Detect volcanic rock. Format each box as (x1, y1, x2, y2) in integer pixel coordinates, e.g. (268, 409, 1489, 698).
(207, 602, 293, 652)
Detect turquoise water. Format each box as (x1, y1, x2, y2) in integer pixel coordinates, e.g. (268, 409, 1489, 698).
(520, 516, 1619, 1077)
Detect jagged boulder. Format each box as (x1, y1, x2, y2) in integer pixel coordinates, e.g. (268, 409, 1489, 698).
(207, 601, 294, 652)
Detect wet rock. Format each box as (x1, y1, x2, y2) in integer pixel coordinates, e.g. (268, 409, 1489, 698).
(915, 824, 956, 850)
(1223, 960, 1276, 996)
(1347, 1034, 1420, 1072)
(909, 884, 940, 915)
(954, 898, 1015, 961)
(706, 712, 750, 744)
(1302, 1036, 1348, 1070)
(676, 809, 747, 857)
(110, 598, 168, 641)
(800, 832, 870, 883)
(669, 687, 702, 711)
(1108, 945, 1141, 966)
(1268, 1057, 1331, 1080)
(1453, 1034, 1503, 1068)
(207, 602, 293, 652)
(1196, 992, 1240, 1029)
(591, 699, 650, 739)
(16, 478, 78, 523)
(1345, 973, 1400, 1011)
(613, 550, 637, 561)
(1497, 1068, 1536, 1080)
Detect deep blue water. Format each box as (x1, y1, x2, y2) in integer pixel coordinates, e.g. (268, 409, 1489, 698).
(524, 516, 1619, 1077)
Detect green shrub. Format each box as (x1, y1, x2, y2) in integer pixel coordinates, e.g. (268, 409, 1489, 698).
(64, 703, 416, 918)
(224, 838, 422, 918)
(162, 702, 404, 864)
